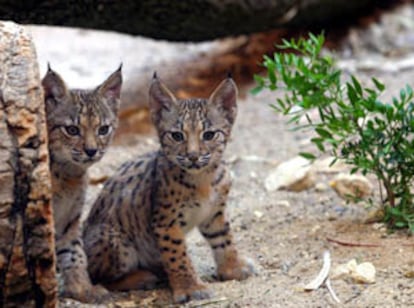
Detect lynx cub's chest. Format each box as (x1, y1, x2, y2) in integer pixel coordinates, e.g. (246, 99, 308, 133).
(181, 181, 216, 232)
(51, 173, 85, 237)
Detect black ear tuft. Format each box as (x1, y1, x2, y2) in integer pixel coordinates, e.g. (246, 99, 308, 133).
(153, 71, 158, 79)
(149, 75, 177, 123)
(227, 71, 233, 79)
(41, 66, 69, 101)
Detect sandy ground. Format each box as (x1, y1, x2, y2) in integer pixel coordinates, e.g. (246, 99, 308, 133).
(57, 3, 414, 307)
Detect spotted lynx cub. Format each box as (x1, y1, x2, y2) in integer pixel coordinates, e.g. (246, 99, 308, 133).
(83, 74, 254, 303)
(42, 65, 122, 302)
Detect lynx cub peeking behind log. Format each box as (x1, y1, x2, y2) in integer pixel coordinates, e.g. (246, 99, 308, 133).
(42, 65, 122, 302)
(83, 73, 255, 303)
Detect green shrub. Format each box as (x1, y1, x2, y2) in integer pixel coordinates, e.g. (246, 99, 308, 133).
(253, 33, 414, 232)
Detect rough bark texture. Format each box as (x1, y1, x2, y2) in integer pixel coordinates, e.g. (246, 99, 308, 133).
(2, 0, 381, 41)
(0, 21, 57, 307)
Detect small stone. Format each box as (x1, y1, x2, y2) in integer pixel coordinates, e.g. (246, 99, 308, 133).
(275, 200, 290, 207)
(352, 262, 376, 284)
(332, 259, 376, 284)
(265, 156, 315, 192)
(365, 209, 385, 224)
(404, 270, 414, 278)
(330, 173, 373, 200)
(315, 182, 328, 192)
(331, 259, 358, 280)
(253, 210, 264, 219)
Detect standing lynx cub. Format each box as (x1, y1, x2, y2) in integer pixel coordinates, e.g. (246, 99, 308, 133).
(84, 74, 254, 303)
(42, 65, 122, 302)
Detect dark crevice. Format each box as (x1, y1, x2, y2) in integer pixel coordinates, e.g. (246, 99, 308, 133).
(0, 112, 19, 307)
(1, 114, 46, 307)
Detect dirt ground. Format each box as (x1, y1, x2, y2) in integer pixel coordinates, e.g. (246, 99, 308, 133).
(60, 3, 414, 307)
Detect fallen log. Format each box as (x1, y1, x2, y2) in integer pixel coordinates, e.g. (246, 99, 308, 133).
(2, 0, 382, 41)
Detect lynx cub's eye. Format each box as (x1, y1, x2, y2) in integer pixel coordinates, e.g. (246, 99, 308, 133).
(171, 132, 184, 142)
(65, 125, 80, 136)
(98, 125, 110, 136)
(202, 131, 215, 141)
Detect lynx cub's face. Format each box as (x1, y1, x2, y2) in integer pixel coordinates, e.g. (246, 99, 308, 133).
(149, 74, 237, 173)
(42, 66, 122, 167)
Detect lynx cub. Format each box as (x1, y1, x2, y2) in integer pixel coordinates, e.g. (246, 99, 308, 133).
(42, 65, 122, 302)
(84, 74, 254, 303)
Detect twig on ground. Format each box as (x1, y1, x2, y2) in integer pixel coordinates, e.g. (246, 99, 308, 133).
(327, 237, 382, 247)
(189, 297, 230, 307)
(326, 278, 341, 304)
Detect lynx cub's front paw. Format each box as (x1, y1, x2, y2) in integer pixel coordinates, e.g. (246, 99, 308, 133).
(173, 283, 213, 304)
(60, 270, 110, 303)
(218, 256, 256, 281)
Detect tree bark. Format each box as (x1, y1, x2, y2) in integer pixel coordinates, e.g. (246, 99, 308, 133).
(0, 21, 57, 307)
(2, 0, 380, 41)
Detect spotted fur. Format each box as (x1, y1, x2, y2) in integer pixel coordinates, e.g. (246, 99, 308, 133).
(42, 65, 122, 302)
(83, 74, 254, 303)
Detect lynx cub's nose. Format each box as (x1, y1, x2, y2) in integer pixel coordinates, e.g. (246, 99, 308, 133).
(188, 152, 198, 162)
(85, 148, 97, 157)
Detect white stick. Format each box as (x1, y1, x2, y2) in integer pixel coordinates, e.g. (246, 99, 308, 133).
(304, 250, 331, 291)
(326, 278, 341, 303)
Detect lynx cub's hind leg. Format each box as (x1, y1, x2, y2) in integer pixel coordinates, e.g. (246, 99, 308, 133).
(105, 270, 161, 291)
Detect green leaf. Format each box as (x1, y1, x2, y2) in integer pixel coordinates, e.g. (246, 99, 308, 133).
(267, 66, 277, 85)
(299, 152, 316, 160)
(351, 76, 362, 95)
(315, 127, 332, 139)
(347, 83, 358, 105)
(250, 86, 263, 95)
(406, 84, 413, 98)
(395, 221, 407, 228)
(372, 77, 385, 92)
(310, 137, 325, 152)
(400, 88, 407, 102)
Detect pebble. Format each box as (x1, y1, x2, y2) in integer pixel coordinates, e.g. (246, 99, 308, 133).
(265, 156, 315, 192)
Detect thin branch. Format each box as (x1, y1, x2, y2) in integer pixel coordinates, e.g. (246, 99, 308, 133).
(326, 237, 382, 247)
(326, 278, 341, 304)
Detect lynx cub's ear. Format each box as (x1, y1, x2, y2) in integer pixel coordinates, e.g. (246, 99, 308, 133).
(149, 72, 178, 122)
(97, 64, 123, 100)
(41, 64, 69, 102)
(208, 76, 238, 124)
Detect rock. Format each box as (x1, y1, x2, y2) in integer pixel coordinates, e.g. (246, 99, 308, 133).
(351, 262, 376, 284)
(404, 270, 414, 278)
(275, 200, 291, 207)
(331, 259, 358, 280)
(253, 210, 264, 219)
(331, 259, 376, 284)
(365, 208, 385, 224)
(315, 182, 328, 192)
(0, 21, 57, 307)
(330, 173, 373, 200)
(265, 156, 315, 192)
